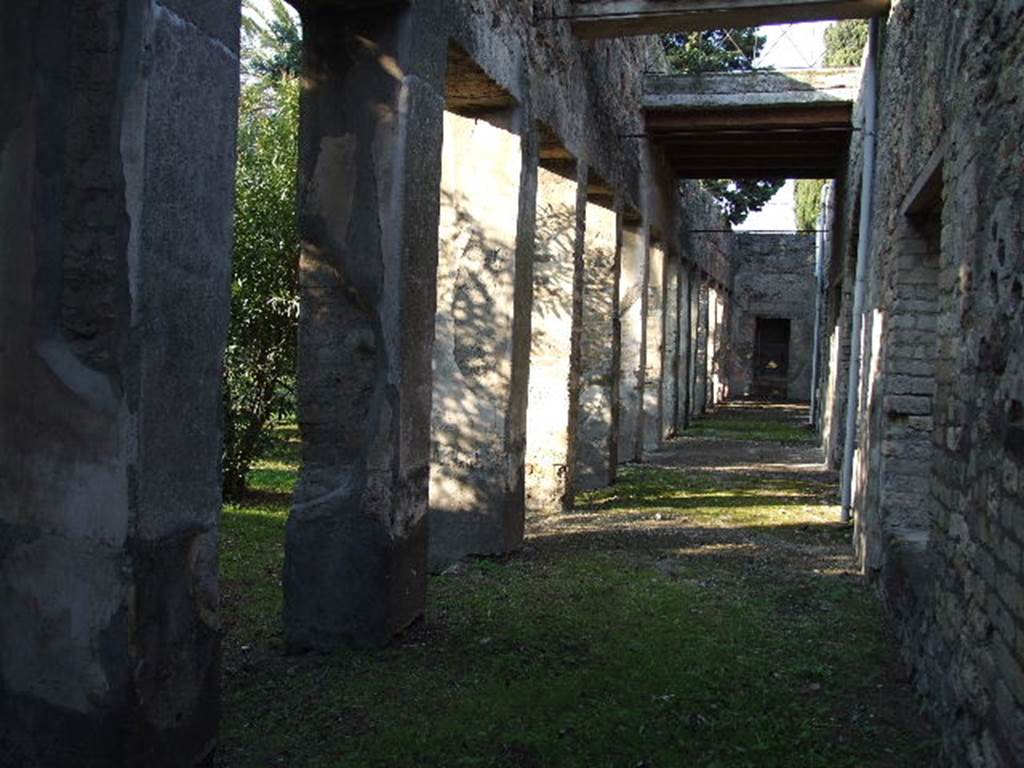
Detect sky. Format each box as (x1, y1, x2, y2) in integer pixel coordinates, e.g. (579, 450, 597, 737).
(733, 22, 830, 232)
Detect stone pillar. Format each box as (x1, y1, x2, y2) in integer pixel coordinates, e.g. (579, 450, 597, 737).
(618, 221, 647, 462)
(574, 191, 620, 490)
(429, 105, 534, 569)
(0, 1, 239, 763)
(708, 285, 728, 406)
(684, 266, 700, 428)
(663, 255, 681, 437)
(680, 265, 694, 429)
(285, 5, 446, 649)
(708, 284, 721, 407)
(694, 277, 710, 414)
(526, 162, 579, 514)
(643, 240, 666, 450)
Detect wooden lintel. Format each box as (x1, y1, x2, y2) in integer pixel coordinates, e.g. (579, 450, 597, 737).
(646, 104, 853, 132)
(661, 145, 842, 159)
(900, 136, 948, 218)
(568, 0, 890, 39)
(674, 168, 838, 179)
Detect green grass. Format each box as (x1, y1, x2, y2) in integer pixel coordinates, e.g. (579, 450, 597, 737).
(578, 466, 837, 527)
(218, 418, 936, 768)
(684, 411, 817, 445)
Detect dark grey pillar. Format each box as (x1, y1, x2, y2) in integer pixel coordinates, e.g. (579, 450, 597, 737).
(0, 1, 239, 764)
(285, 4, 446, 650)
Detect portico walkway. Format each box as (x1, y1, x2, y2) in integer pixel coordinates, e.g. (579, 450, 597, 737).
(218, 403, 937, 766)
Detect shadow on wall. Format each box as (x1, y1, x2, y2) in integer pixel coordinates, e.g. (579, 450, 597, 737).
(580, 228, 616, 386)
(576, 201, 618, 490)
(532, 200, 578, 358)
(430, 184, 518, 563)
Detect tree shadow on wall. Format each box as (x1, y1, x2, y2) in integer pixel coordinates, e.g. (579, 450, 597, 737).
(430, 190, 518, 547)
(531, 200, 578, 360)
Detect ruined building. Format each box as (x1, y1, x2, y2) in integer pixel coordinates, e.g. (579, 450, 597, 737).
(1, 0, 1022, 766)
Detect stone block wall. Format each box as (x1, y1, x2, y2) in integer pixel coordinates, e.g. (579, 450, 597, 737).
(835, 1, 1024, 764)
(730, 234, 817, 402)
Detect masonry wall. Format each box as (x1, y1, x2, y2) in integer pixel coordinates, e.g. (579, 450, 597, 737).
(730, 234, 817, 401)
(838, 2, 1024, 764)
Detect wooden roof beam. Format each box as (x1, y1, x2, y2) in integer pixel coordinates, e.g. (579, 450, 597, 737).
(568, 0, 890, 39)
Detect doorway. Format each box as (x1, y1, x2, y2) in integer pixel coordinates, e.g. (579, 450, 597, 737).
(753, 317, 791, 399)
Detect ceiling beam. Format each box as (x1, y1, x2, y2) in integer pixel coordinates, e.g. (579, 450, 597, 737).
(568, 0, 890, 39)
(673, 168, 838, 179)
(644, 68, 861, 111)
(646, 104, 853, 132)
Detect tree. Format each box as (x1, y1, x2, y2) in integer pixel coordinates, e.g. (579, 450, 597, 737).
(702, 179, 784, 227)
(792, 20, 868, 230)
(824, 20, 868, 67)
(794, 178, 827, 232)
(663, 28, 764, 73)
(242, 0, 302, 80)
(223, 4, 301, 499)
(663, 29, 784, 225)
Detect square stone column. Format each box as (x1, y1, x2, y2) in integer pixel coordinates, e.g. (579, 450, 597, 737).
(694, 277, 711, 413)
(643, 240, 667, 450)
(428, 106, 536, 569)
(574, 192, 620, 490)
(285, 5, 446, 649)
(526, 162, 580, 514)
(680, 265, 696, 429)
(1, 1, 239, 763)
(707, 284, 726, 406)
(663, 255, 681, 436)
(618, 221, 648, 462)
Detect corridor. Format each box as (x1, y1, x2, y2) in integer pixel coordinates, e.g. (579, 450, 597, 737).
(218, 403, 936, 767)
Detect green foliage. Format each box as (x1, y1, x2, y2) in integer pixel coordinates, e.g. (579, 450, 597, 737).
(223, 65, 301, 499)
(662, 28, 764, 74)
(794, 179, 828, 233)
(663, 29, 783, 226)
(824, 19, 868, 67)
(702, 178, 785, 227)
(241, 0, 302, 80)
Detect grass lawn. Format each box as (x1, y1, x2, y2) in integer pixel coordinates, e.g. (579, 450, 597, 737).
(218, 416, 936, 767)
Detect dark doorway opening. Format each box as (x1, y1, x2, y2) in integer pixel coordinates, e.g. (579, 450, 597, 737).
(753, 317, 791, 399)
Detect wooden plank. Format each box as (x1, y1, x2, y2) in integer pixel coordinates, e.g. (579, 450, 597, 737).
(900, 136, 948, 218)
(645, 104, 852, 132)
(674, 167, 838, 179)
(670, 157, 839, 170)
(663, 150, 839, 163)
(568, 0, 890, 39)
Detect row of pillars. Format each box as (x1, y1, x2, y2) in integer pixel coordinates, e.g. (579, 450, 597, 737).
(0, 1, 730, 764)
(283, 5, 732, 652)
